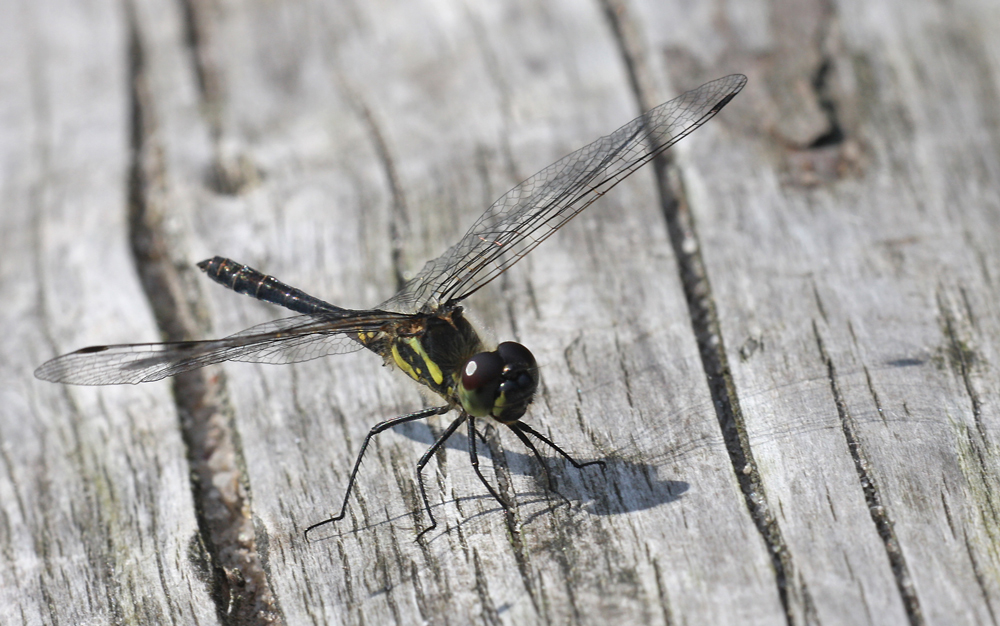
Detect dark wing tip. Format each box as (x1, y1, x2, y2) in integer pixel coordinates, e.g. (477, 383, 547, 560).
(76, 345, 111, 354)
(711, 74, 747, 104)
(711, 92, 739, 114)
(35, 345, 110, 383)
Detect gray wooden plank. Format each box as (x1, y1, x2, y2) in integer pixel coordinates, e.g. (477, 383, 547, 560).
(1, 0, 220, 624)
(17, 0, 998, 623)
(629, 0, 1000, 623)
(165, 0, 785, 623)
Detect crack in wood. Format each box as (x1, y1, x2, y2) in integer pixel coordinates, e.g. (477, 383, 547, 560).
(934, 288, 1000, 589)
(963, 529, 999, 625)
(863, 366, 890, 428)
(613, 331, 636, 410)
(480, 423, 522, 543)
(348, 89, 411, 294)
(504, 505, 541, 616)
(125, 4, 281, 623)
(178, 0, 259, 194)
(649, 554, 675, 626)
(812, 320, 924, 626)
(808, 57, 846, 149)
(936, 288, 987, 443)
(599, 1, 800, 623)
(472, 548, 504, 626)
(177, 0, 218, 113)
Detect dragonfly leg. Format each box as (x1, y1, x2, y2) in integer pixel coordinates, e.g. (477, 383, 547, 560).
(512, 422, 606, 471)
(304, 404, 450, 541)
(472, 425, 490, 448)
(415, 413, 468, 541)
(467, 417, 508, 512)
(506, 424, 573, 509)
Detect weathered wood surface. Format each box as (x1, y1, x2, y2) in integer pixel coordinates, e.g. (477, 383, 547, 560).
(4, 0, 999, 624)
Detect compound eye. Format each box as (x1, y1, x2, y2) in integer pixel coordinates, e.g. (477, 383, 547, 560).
(462, 351, 503, 391)
(498, 373, 535, 397)
(492, 342, 539, 424)
(497, 342, 536, 371)
(459, 351, 504, 418)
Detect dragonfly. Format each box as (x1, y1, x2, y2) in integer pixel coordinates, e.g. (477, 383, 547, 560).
(36, 74, 746, 540)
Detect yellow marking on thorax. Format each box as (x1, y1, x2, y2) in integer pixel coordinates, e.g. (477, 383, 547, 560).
(391, 337, 445, 386)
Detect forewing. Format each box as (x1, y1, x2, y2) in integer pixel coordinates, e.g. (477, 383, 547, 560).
(379, 74, 746, 314)
(34, 310, 410, 385)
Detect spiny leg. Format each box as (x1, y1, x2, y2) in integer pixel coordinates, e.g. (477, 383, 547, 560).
(415, 413, 468, 541)
(304, 405, 449, 540)
(467, 416, 508, 512)
(513, 421, 606, 470)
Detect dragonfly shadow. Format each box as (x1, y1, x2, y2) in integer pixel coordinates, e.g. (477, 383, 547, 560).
(390, 419, 689, 517)
(297, 431, 691, 605)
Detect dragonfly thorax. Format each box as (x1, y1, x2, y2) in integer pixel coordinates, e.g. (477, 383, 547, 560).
(373, 307, 538, 423)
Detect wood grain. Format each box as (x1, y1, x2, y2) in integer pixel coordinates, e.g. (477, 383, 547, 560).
(0, 0, 219, 624)
(6, 0, 999, 624)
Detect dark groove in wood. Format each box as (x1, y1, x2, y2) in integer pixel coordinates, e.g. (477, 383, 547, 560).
(650, 555, 675, 626)
(349, 90, 410, 294)
(599, 0, 799, 623)
(126, 4, 282, 623)
(178, 0, 258, 194)
(812, 321, 924, 626)
(937, 289, 988, 444)
(472, 548, 504, 626)
(177, 0, 216, 109)
(964, 530, 999, 626)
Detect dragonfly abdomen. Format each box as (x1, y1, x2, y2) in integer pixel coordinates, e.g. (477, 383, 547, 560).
(198, 256, 344, 316)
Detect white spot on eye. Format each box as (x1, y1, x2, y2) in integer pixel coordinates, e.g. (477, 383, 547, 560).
(465, 361, 478, 377)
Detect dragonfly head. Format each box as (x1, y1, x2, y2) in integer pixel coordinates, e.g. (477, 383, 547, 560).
(459, 342, 538, 424)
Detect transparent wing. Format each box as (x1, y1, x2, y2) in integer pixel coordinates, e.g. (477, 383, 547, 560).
(379, 74, 747, 314)
(35, 310, 411, 385)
